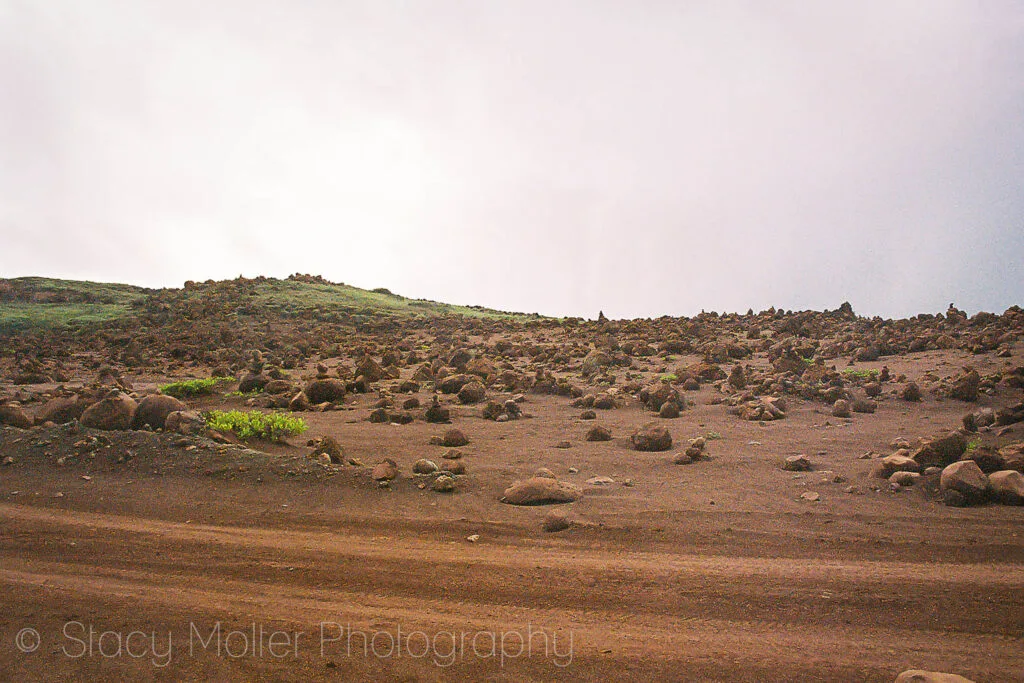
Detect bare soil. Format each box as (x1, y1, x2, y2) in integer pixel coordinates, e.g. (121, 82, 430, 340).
(1, 319, 1023, 681)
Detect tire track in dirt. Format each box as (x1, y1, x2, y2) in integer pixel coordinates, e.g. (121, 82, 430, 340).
(2, 502, 1023, 680)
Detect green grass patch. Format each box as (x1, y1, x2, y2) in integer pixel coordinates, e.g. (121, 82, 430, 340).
(160, 377, 234, 398)
(965, 438, 981, 455)
(0, 277, 149, 332)
(842, 368, 878, 380)
(203, 410, 308, 442)
(659, 373, 678, 382)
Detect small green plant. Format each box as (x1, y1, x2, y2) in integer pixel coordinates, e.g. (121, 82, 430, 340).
(225, 388, 264, 398)
(965, 438, 981, 455)
(660, 373, 678, 382)
(160, 377, 233, 398)
(203, 410, 307, 442)
(842, 368, 878, 380)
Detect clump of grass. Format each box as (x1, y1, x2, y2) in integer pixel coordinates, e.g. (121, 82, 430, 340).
(660, 373, 678, 382)
(842, 368, 878, 380)
(965, 438, 981, 455)
(203, 410, 307, 442)
(225, 388, 264, 398)
(160, 377, 233, 398)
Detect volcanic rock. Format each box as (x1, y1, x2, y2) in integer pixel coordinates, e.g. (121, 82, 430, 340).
(630, 423, 672, 452)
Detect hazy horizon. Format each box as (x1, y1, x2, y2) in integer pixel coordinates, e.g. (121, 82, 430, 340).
(2, 1, 1022, 319)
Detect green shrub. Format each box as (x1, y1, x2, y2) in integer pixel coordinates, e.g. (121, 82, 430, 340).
(203, 410, 307, 442)
(160, 376, 233, 398)
(659, 373, 678, 382)
(841, 368, 878, 380)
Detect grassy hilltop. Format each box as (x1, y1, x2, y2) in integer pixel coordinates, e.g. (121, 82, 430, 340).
(0, 275, 535, 333)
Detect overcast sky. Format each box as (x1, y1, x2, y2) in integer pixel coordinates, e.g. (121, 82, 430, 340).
(1, 1, 1022, 319)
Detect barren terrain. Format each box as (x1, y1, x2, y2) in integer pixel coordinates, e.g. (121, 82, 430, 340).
(1, 277, 1022, 681)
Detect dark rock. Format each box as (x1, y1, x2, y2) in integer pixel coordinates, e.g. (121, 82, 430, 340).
(630, 423, 672, 452)
(133, 394, 187, 430)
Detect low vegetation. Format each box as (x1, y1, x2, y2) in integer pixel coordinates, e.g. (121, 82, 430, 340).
(160, 377, 234, 398)
(202, 410, 308, 442)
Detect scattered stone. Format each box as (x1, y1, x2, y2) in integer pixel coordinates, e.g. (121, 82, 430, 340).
(80, 391, 138, 431)
(784, 455, 812, 472)
(940, 460, 990, 505)
(457, 380, 486, 404)
(305, 378, 346, 404)
(949, 369, 980, 402)
(912, 432, 968, 469)
(586, 476, 615, 486)
(873, 452, 921, 478)
(441, 460, 466, 475)
(889, 471, 920, 487)
(988, 470, 1024, 505)
(852, 397, 877, 414)
(501, 477, 582, 505)
(311, 435, 344, 464)
(412, 458, 439, 474)
(432, 474, 456, 492)
(901, 382, 922, 402)
(133, 394, 187, 430)
(585, 425, 612, 442)
(800, 491, 820, 502)
(371, 459, 399, 481)
(0, 403, 33, 429)
(831, 399, 852, 418)
(440, 428, 469, 447)
(658, 402, 680, 419)
(630, 423, 672, 452)
(425, 397, 451, 424)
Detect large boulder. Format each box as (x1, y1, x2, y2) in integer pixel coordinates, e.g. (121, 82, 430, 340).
(940, 460, 990, 506)
(355, 355, 385, 383)
(80, 391, 138, 431)
(438, 374, 473, 395)
(457, 380, 486, 405)
(304, 378, 346, 404)
(988, 470, 1024, 505)
(0, 403, 33, 429)
(873, 452, 921, 479)
(639, 382, 681, 411)
(501, 477, 582, 505)
(34, 395, 90, 425)
(133, 394, 187, 430)
(912, 432, 968, 469)
(581, 350, 611, 377)
(440, 428, 469, 447)
(238, 372, 269, 394)
(997, 442, 1024, 473)
(465, 358, 496, 379)
(424, 397, 451, 424)
(630, 423, 672, 452)
(949, 369, 980, 402)
(165, 410, 202, 434)
(371, 459, 399, 481)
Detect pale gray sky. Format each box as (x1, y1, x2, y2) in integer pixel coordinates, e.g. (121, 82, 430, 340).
(1, 1, 1022, 318)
